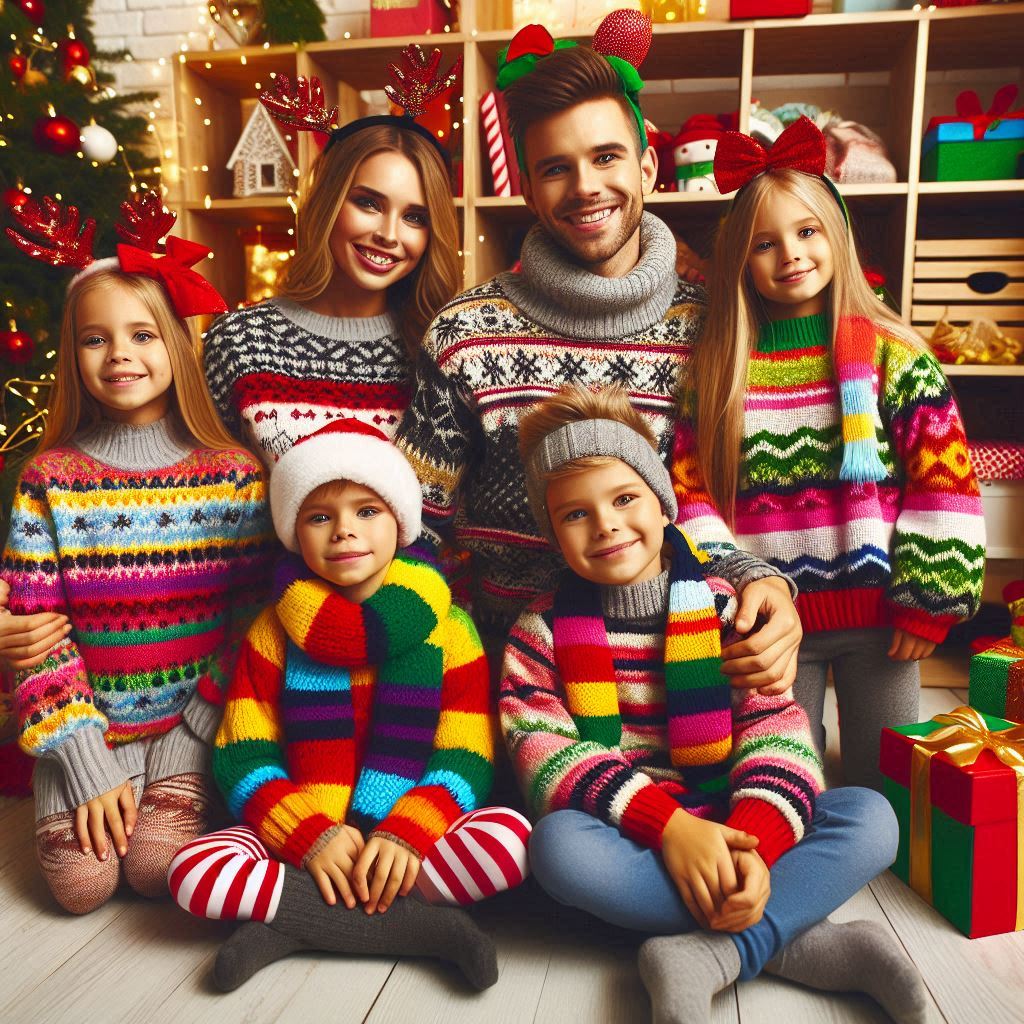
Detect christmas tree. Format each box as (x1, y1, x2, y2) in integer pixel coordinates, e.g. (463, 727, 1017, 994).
(1, 0, 157, 530)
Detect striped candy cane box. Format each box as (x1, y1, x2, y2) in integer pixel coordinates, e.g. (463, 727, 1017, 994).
(479, 90, 521, 197)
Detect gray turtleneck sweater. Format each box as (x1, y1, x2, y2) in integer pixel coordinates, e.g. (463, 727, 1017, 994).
(396, 212, 786, 639)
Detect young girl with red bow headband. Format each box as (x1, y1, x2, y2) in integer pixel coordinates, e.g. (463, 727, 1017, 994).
(672, 115, 986, 793)
(0, 193, 276, 914)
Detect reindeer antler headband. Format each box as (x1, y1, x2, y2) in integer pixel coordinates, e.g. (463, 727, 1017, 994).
(260, 44, 461, 167)
(5, 191, 228, 318)
(496, 12, 653, 169)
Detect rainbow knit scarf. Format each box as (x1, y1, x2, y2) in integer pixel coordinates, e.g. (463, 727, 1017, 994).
(833, 315, 888, 483)
(273, 552, 450, 831)
(551, 525, 732, 767)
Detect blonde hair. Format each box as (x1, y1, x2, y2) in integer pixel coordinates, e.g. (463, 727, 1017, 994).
(688, 168, 924, 523)
(281, 125, 461, 358)
(519, 385, 656, 482)
(38, 270, 246, 455)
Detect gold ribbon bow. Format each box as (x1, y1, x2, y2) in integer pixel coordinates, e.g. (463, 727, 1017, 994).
(906, 705, 1024, 929)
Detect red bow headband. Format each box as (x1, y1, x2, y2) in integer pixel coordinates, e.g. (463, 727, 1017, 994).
(713, 115, 827, 195)
(5, 192, 228, 319)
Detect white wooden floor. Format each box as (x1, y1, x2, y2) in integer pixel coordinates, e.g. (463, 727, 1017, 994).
(2, 679, 1023, 1024)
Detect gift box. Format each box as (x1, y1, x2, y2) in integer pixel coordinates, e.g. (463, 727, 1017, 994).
(968, 441, 1024, 481)
(729, 0, 810, 18)
(370, 0, 451, 37)
(970, 639, 1024, 723)
(880, 706, 1024, 937)
(831, 0, 903, 10)
(921, 84, 1024, 182)
(479, 90, 520, 197)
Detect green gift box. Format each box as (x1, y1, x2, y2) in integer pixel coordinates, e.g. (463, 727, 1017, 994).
(970, 638, 1024, 724)
(880, 706, 1024, 937)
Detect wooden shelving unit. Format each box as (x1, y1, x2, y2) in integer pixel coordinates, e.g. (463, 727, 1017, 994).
(173, 3, 1024, 559)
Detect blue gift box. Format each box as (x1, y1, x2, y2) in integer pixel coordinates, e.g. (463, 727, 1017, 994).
(922, 118, 1024, 154)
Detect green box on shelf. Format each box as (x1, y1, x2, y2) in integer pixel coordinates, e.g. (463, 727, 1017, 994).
(970, 638, 1024, 723)
(921, 138, 1024, 182)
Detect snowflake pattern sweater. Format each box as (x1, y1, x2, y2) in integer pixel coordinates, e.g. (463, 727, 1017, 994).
(672, 313, 985, 643)
(212, 552, 494, 869)
(500, 564, 823, 866)
(395, 213, 708, 638)
(1, 418, 275, 808)
(203, 298, 412, 466)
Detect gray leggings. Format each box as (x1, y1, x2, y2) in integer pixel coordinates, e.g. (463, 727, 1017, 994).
(794, 627, 920, 792)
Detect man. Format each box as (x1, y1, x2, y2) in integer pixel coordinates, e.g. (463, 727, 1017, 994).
(396, 34, 801, 688)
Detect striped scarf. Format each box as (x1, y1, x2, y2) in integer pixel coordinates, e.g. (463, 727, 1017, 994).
(273, 552, 449, 831)
(834, 314, 888, 483)
(551, 525, 732, 767)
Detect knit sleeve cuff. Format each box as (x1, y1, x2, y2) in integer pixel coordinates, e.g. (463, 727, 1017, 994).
(42, 725, 128, 809)
(725, 798, 796, 868)
(182, 692, 223, 746)
(713, 552, 798, 602)
(888, 604, 955, 644)
(298, 823, 347, 870)
(620, 783, 682, 850)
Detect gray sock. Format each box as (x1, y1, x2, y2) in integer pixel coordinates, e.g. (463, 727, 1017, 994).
(214, 921, 306, 992)
(231, 866, 498, 991)
(638, 932, 741, 1024)
(765, 919, 929, 1024)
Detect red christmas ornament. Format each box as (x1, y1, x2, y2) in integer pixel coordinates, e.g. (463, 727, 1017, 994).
(34, 113, 80, 155)
(0, 329, 34, 365)
(592, 10, 653, 70)
(16, 0, 46, 25)
(3, 187, 30, 211)
(61, 39, 90, 71)
(9, 54, 28, 80)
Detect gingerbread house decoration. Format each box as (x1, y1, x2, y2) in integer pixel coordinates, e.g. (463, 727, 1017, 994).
(227, 103, 296, 198)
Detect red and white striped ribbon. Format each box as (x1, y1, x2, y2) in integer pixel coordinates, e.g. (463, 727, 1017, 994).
(480, 91, 512, 198)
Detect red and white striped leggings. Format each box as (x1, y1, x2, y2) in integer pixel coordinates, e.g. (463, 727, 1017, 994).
(169, 807, 532, 922)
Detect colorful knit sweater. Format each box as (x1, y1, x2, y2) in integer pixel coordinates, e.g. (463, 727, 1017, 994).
(2, 421, 274, 808)
(212, 552, 494, 868)
(500, 561, 823, 866)
(203, 298, 412, 467)
(396, 213, 707, 638)
(673, 313, 986, 643)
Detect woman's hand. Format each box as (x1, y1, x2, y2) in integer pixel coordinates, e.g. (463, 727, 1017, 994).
(0, 581, 71, 671)
(73, 781, 136, 860)
(722, 577, 802, 695)
(305, 825, 365, 908)
(661, 810, 759, 926)
(352, 836, 421, 915)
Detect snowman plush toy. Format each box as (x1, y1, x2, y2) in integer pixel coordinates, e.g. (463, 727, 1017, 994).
(672, 114, 724, 193)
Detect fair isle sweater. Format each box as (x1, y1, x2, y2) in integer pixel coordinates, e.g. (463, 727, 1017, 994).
(500, 567, 823, 866)
(396, 213, 708, 639)
(673, 313, 986, 643)
(212, 554, 494, 869)
(203, 298, 412, 466)
(1, 418, 275, 808)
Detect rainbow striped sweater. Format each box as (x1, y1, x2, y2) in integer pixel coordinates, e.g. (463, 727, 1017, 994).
(500, 569, 823, 867)
(2, 440, 274, 806)
(673, 314, 985, 643)
(212, 553, 494, 868)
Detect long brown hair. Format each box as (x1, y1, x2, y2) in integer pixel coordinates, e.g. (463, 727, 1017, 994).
(688, 168, 924, 524)
(38, 269, 244, 454)
(280, 125, 460, 357)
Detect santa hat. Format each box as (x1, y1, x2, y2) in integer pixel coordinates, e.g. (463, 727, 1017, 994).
(674, 114, 726, 147)
(270, 420, 422, 552)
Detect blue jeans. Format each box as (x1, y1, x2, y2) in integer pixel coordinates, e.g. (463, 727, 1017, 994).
(528, 787, 897, 980)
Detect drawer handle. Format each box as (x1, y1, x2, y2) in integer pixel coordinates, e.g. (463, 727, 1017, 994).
(967, 271, 1010, 295)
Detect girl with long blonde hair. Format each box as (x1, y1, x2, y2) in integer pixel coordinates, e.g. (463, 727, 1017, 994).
(202, 61, 462, 467)
(1, 197, 274, 914)
(673, 117, 985, 790)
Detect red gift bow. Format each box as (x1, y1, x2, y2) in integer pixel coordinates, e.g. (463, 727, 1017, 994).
(926, 84, 1022, 141)
(713, 115, 827, 195)
(116, 236, 228, 318)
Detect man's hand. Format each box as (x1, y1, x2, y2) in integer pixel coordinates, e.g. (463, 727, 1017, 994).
(707, 848, 770, 933)
(888, 629, 936, 663)
(661, 810, 759, 925)
(305, 825, 365, 908)
(352, 836, 421, 915)
(722, 577, 802, 695)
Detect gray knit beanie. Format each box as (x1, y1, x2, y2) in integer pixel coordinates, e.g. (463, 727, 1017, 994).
(523, 418, 678, 543)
